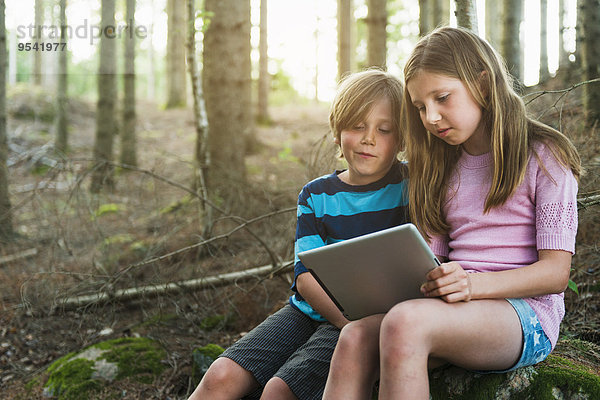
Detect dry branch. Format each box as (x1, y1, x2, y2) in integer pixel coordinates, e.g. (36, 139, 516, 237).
(0, 248, 37, 266)
(56, 260, 293, 311)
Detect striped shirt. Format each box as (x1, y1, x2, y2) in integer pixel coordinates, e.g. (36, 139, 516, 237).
(290, 162, 410, 321)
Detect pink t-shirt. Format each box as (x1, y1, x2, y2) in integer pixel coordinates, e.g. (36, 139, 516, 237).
(429, 141, 578, 349)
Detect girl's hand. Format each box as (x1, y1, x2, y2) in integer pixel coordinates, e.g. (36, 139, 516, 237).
(420, 262, 472, 303)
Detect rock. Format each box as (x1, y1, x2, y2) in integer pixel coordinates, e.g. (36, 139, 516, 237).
(429, 338, 600, 399)
(191, 343, 225, 386)
(40, 337, 167, 399)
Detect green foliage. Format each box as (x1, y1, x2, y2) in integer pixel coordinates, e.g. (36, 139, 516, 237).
(191, 344, 225, 386)
(44, 357, 98, 399)
(102, 233, 134, 247)
(91, 203, 126, 220)
(199, 314, 235, 331)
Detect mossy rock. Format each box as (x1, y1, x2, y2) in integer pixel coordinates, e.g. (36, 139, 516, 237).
(429, 338, 600, 399)
(191, 344, 225, 387)
(7, 83, 56, 122)
(41, 337, 167, 400)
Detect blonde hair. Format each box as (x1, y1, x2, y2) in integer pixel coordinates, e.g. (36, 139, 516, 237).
(330, 69, 405, 155)
(403, 26, 581, 237)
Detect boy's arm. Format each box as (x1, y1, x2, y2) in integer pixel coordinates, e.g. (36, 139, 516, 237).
(296, 272, 350, 329)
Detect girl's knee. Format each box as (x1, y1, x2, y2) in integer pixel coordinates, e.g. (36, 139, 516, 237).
(338, 319, 378, 351)
(381, 300, 429, 342)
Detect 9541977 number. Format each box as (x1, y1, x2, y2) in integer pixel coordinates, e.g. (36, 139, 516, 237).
(18, 42, 67, 51)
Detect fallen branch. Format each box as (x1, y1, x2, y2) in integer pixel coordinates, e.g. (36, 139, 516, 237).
(55, 260, 294, 311)
(0, 248, 38, 266)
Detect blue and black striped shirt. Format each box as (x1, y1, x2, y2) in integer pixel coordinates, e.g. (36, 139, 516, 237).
(290, 162, 410, 320)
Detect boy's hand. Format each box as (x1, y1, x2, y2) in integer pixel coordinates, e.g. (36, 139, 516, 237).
(420, 262, 472, 303)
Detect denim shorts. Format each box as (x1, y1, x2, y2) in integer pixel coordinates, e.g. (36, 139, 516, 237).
(483, 298, 552, 373)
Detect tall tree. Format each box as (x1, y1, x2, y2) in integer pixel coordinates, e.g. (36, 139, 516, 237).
(539, 0, 550, 83)
(55, 0, 68, 153)
(579, 0, 600, 126)
(203, 0, 251, 202)
(366, 0, 387, 69)
(419, 0, 433, 37)
(455, 0, 478, 34)
(187, 0, 211, 233)
(502, 0, 523, 82)
(121, 0, 137, 166)
(558, 0, 570, 69)
(485, 0, 502, 47)
(433, 0, 450, 27)
(166, 0, 187, 108)
(33, 0, 43, 85)
(257, 0, 270, 123)
(91, 0, 117, 192)
(338, 0, 353, 80)
(0, 0, 12, 240)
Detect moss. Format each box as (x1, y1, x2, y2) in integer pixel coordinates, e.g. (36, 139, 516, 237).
(44, 358, 98, 399)
(97, 337, 167, 383)
(191, 344, 225, 386)
(429, 367, 506, 400)
(195, 343, 225, 360)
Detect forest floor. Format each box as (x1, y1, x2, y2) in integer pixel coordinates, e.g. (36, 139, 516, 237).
(0, 80, 599, 399)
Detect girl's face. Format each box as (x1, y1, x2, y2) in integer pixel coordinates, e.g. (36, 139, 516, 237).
(407, 70, 489, 155)
(336, 97, 399, 186)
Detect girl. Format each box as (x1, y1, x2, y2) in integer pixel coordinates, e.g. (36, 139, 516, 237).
(323, 26, 581, 399)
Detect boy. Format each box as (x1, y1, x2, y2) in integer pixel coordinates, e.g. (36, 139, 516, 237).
(188, 69, 409, 400)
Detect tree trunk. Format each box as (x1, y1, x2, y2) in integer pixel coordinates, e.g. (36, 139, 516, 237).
(91, 0, 117, 193)
(166, 0, 187, 108)
(433, 0, 450, 27)
(558, 0, 570, 69)
(485, 0, 502, 48)
(0, 0, 12, 240)
(366, 0, 387, 69)
(455, 0, 478, 34)
(419, 0, 433, 37)
(502, 0, 523, 83)
(187, 0, 212, 233)
(579, 0, 600, 126)
(55, 0, 68, 154)
(539, 0, 550, 83)
(337, 0, 353, 80)
(257, 0, 270, 123)
(203, 0, 251, 204)
(33, 0, 43, 85)
(121, 0, 137, 167)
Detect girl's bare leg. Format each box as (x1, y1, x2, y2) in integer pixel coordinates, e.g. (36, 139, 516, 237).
(378, 298, 523, 400)
(323, 314, 384, 400)
(188, 357, 259, 400)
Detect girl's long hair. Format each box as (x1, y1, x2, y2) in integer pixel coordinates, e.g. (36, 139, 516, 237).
(403, 26, 581, 237)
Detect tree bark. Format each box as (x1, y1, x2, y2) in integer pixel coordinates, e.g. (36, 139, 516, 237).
(485, 0, 502, 48)
(166, 0, 187, 108)
(55, 0, 68, 154)
(579, 0, 600, 126)
(257, 0, 270, 123)
(337, 0, 353, 80)
(33, 0, 43, 85)
(0, 0, 12, 240)
(539, 0, 550, 83)
(366, 0, 387, 69)
(203, 0, 251, 204)
(121, 0, 137, 167)
(455, 0, 478, 34)
(433, 0, 450, 27)
(91, 0, 117, 193)
(558, 0, 570, 69)
(502, 0, 523, 83)
(419, 0, 433, 37)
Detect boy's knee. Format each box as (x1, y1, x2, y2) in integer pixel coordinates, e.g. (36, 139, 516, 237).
(200, 357, 240, 390)
(262, 377, 297, 400)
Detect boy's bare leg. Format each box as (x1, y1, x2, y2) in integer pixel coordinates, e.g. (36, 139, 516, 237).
(323, 314, 384, 400)
(187, 357, 259, 400)
(378, 298, 522, 400)
(260, 377, 298, 400)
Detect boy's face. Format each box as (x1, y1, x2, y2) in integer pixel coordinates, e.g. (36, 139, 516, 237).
(336, 98, 399, 186)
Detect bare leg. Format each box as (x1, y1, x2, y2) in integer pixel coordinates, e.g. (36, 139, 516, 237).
(260, 377, 298, 400)
(188, 357, 260, 400)
(378, 298, 522, 400)
(323, 314, 384, 400)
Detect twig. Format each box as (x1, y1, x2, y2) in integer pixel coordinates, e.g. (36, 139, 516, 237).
(0, 248, 38, 266)
(524, 78, 600, 104)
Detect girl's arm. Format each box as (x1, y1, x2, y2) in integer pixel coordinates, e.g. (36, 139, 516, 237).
(296, 272, 351, 329)
(421, 249, 571, 302)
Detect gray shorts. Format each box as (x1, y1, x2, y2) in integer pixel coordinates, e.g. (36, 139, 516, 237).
(220, 304, 340, 400)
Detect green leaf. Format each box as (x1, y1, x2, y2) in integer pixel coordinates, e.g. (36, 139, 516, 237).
(567, 279, 579, 295)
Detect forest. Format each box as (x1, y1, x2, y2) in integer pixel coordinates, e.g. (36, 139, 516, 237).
(0, 0, 599, 398)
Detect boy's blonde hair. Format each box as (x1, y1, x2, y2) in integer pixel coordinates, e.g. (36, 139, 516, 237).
(330, 69, 405, 154)
(403, 26, 581, 237)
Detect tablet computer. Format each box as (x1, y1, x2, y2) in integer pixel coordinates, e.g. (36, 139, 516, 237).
(297, 223, 440, 321)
